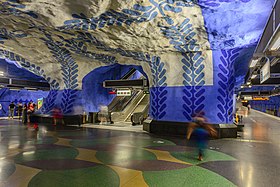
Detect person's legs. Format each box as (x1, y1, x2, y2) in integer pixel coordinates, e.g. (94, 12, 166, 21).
(27, 113, 30, 123)
(8, 109, 11, 119)
(19, 110, 22, 119)
(53, 117, 57, 126)
(11, 109, 14, 119)
(22, 111, 25, 123)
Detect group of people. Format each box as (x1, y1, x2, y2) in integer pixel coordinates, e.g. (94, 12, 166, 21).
(8, 101, 36, 123)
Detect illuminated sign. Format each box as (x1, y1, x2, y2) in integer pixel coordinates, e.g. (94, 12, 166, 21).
(117, 89, 131, 96)
(244, 96, 252, 100)
(260, 59, 270, 83)
(37, 98, 43, 109)
(253, 97, 269, 101)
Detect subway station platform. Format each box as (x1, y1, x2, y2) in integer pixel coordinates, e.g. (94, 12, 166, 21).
(0, 109, 280, 187)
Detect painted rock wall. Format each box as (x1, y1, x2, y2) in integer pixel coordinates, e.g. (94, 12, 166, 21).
(0, 0, 275, 123)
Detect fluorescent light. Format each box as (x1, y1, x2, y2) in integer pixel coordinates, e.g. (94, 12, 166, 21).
(251, 74, 257, 79)
(0, 71, 4, 76)
(25, 87, 38, 90)
(270, 36, 280, 51)
(249, 59, 259, 68)
(9, 88, 21, 91)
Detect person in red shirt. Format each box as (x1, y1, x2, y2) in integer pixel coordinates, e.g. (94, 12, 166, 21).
(27, 102, 34, 123)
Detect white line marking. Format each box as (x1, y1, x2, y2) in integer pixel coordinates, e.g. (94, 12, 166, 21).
(252, 109, 280, 121)
(250, 118, 257, 123)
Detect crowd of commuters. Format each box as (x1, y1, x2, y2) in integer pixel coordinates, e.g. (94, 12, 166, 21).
(8, 101, 36, 123)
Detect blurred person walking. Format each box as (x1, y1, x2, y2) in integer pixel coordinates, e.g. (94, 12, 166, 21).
(187, 113, 217, 161)
(22, 103, 27, 124)
(17, 102, 23, 119)
(27, 102, 34, 123)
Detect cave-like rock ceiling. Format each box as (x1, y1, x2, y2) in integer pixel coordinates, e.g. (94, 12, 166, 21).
(0, 0, 275, 89)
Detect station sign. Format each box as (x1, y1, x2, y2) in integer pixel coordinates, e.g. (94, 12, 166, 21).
(253, 96, 269, 101)
(117, 89, 131, 96)
(243, 96, 252, 100)
(260, 59, 270, 84)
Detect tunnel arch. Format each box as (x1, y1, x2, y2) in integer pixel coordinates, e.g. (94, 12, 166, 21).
(81, 63, 148, 113)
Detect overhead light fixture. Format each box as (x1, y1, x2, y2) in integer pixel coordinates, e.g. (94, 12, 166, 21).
(9, 88, 21, 91)
(251, 74, 257, 79)
(241, 85, 244, 88)
(25, 87, 37, 90)
(25, 87, 38, 91)
(0, 71, 4, 76)
(270, 35, 280, 51)
(249, 59, 259, 68)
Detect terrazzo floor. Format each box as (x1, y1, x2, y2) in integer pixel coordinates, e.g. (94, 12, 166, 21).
(0, 109, 280, 187)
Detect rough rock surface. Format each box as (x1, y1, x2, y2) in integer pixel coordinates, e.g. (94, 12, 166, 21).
(0, 0, 275, 123)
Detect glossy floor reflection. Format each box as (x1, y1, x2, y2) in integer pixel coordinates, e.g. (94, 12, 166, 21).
(0, 109, 280, 187)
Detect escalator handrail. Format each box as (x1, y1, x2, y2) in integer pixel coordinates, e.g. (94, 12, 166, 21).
(109, 91, 139, 112)
(121, 68, 136, 80)
(108, 68, 137, 111)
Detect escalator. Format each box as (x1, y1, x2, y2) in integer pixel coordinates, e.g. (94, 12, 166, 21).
(104, 68, 150, 124)
(107, 68, 137, 112)
(110, 90, 145, 122)
(125, 93, 149, 125)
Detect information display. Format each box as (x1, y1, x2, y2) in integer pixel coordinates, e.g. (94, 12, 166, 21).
(37, 98, 43, 109)
(260, 59, 270, 84)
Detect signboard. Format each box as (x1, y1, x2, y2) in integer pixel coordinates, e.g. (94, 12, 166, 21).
(260, 59, 270, 83)
(253, 96, 269, 101)
(244, 96, 252, 100)
(37, 98, 43, 109)
(117, 89, 131, 96)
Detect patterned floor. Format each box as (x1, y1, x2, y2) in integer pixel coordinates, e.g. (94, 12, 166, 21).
(1, 109, 280, 187)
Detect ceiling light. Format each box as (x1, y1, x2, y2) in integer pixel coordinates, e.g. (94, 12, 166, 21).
(249, 59, 259, 68)
(270, 35, 280, 51)
(251, 74, 257, 79)
(9, 88, 21, 91)
(0, 71, 4, 76)
(25, 87, 38, 90)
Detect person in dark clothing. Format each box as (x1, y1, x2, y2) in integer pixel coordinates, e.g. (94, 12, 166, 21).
(8, 102, 15, 119)
(22, 103, 27, 123)
(17, 102, 23, 119)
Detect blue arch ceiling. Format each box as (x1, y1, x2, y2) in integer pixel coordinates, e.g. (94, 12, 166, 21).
(0, 0, 275, 123)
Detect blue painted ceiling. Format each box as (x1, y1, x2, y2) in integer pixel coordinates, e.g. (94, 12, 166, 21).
(198, 0, 275, 86)
(0, 58, 46, 81)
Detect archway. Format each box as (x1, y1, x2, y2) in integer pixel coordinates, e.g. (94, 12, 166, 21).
(82, 63, 149, 125)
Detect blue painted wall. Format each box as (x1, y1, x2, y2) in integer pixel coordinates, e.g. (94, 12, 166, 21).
(0, 88, 49, 117)
(150, 49, 239, 123)
(250, 95, 280, 117)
